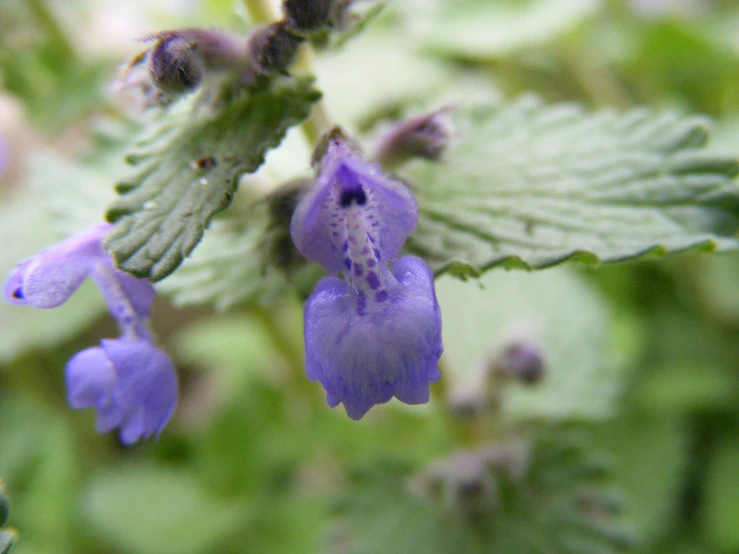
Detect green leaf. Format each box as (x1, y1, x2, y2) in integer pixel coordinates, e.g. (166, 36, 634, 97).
(82, 467, 246, 554)
(334, 433, 632, 554)
(28, 149, 123, 237)
(420, 0, 601, 59)
(702, 437, 739, 552)
(436, 268, 632, 421)
(405, 98, 739, 278)
(155, 209, 322, 310)
(104, 78, 321, 281)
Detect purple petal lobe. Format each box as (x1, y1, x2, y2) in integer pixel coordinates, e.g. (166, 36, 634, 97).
(291, 140, 418, 273)
(4, 259, 33, 305)
(101, 339, 178, 443)
(304, 256, 442, 419)
(65, 338, 178, 444)
(66, 346, 117, 409)
(5, 223, 112, 308)
(66, 346, 125, 433)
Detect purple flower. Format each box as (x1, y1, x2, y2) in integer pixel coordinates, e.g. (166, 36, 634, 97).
(4, 223, 177, 443)
(66, 339, 177, 444)
(291, 131, 443, 419)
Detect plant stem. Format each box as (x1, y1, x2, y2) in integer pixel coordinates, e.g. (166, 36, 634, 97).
(242, 0, 331, 147)
(242, 0, 279, 23)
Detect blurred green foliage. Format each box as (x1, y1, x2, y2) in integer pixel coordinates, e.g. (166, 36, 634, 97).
(1, 0, 739, 553)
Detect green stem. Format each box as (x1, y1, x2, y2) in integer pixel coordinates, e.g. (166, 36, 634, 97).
(432, 356, 478, 446)
(242, 0, 332, 147)
(242, 0, 279, 23)
(250, 302, 322, 407)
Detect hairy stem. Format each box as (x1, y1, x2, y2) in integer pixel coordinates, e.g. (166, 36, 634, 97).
(242, 0, 331, 146)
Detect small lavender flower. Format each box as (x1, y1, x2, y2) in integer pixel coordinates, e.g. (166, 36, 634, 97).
(291, 130, 442, 419)
(4, 223, 177, 443)
(66, 339, 177, 445)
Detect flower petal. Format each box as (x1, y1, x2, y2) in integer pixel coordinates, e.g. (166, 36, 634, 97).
(5, 223, 112, 308)
(291, 140, 417, 273)
(113, 268, 156, 318)
(66, 346, 117, 409)
(304, 256, 442, 419)
(65, 345, 125, 433)
(102, 339, 178, 440)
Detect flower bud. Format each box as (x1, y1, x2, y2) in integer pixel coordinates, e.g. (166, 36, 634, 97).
(373, 106, 455, 170)
(496, 341, 546, 384)
(149, 36, 203, 95)
(283, 0, 334, 33)
(114, 28, 248, 108)
(247, 22, 304, 76)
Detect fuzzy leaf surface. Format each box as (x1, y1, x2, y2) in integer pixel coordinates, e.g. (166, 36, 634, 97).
(104, 78, 321, 281)
(405, 98, 739, 278)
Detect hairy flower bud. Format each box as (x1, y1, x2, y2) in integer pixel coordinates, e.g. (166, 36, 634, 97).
(247, 22, 304, 76)
(148, 35, 203, 95)
(283, 0, 334, 33)
(114, 28, 248, 107)
(373, 107, 455, 170)
(496, 341, 546, 384)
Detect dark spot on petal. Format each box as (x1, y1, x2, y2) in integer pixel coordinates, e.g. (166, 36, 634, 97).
(343, 240, 349, 252)
(373, 248, 381, 261)
(367, 258, 376, 268)
(345, 258, 352, 270)
(12, 288, 24, 299)
(332, 231, 340, 237)
(366, 271, 380, 290)
(330, 222, 338, 228)
(339, 185, 367, 207)
(375, 291, 388, 302)
(354, 263, 363, 277)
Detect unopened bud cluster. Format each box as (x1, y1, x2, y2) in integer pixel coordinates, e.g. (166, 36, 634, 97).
(115, 1, 356, 108)
(282, 0, 353, 35)
(373, 106, 456, 170)
(449, 336, 547, 418)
